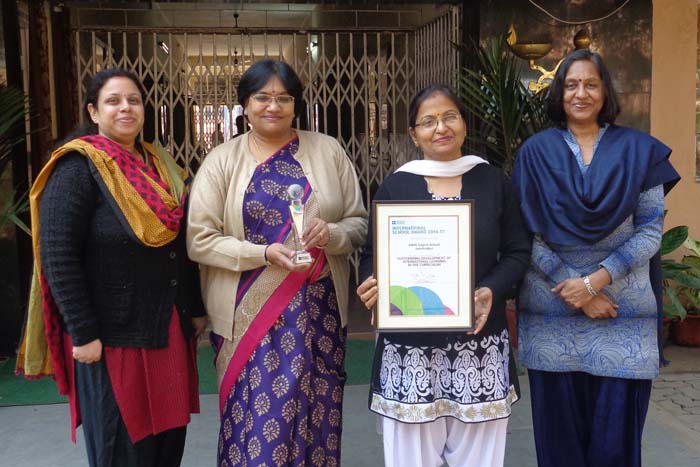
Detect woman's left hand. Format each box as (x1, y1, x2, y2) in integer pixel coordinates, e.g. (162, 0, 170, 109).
(192, 316, 208, 338)
(469, 287, 493, 335)
(301, 218, 330, 250)
(552, 278, 592, 309)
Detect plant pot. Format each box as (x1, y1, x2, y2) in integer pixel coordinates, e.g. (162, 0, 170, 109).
(672, 314, 700, 347)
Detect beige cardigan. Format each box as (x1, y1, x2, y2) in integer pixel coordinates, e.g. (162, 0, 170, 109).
(187, 130, 368, 340)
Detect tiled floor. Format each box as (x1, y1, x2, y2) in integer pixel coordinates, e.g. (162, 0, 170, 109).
(3, 376, 700, 467)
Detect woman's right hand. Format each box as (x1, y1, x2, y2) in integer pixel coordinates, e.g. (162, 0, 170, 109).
(356, 276, 378, 311)
(581, 294, 618, 320)
(73, 339, 103, 364)
(265, 243, 311, 273)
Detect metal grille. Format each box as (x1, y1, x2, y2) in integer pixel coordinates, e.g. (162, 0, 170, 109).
(73, 7, 459, 274)
(415, 6, 460, 89)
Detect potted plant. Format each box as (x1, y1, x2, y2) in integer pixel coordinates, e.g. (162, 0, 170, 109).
(0, 84, 31, 357)
(455, 33, 552, 175)
(661, 225, 700, 346)
(0, 85, 31, 235)
(455, 34, 552, 348)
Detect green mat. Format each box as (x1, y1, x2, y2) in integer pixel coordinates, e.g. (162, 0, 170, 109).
(0, 339, 374, 407)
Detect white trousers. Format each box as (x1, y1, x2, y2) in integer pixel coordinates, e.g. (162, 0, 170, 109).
(381, 416, 508, 467)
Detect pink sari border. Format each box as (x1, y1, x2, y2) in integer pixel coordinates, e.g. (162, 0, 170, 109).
(218, 252, 327, 415)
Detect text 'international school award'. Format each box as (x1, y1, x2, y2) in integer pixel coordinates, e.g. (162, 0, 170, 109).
(287, 184, 313, 264)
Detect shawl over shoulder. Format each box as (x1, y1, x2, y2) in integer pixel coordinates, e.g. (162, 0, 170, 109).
(512, 125, 680, 246)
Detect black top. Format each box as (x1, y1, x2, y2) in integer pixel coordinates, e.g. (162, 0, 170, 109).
(358, 164, 532, 342)
(39, 153, 205, 348)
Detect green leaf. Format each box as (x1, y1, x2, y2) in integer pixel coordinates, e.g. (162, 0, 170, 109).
(683, 236, 700, 257)
(664, 302, 686, 320)
(661, 226, 688, 255)
(661, 259, 691, 271)
(0, 188, 31, 236)
(684, 291, 700, 310)
(680, 256, 700, 277)
(666, 270, 700, 290)
(665, 286, 688, 320)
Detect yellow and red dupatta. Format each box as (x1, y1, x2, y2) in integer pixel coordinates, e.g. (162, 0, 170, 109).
(16, 134, 186, 394)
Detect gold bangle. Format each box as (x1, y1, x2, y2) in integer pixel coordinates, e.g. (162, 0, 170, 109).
(264, 246, 272, 266)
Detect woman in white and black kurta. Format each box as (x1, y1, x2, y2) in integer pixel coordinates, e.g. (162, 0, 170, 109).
(357, 85, 531, 467)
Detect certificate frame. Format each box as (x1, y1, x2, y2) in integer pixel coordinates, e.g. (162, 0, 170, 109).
(373, 200, 474, 332)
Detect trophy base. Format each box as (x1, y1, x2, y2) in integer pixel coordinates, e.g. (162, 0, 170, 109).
(293, 251, 313, 264)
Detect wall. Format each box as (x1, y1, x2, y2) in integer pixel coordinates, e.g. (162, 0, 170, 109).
(651, 0, 699, 237)
(480, 0, 653, 131)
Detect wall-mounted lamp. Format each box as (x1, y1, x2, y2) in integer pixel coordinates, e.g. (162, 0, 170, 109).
(507, 25, 591, 94)
(158, 41, 169, 55)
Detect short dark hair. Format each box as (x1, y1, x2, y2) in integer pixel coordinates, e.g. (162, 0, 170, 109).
(69, 68, 147, 139)
(237, 59, 304, 118)
(546, 49, 620, 126)
(408, 84, 468, 128)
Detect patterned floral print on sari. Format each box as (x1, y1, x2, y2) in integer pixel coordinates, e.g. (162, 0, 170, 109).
(214, 137, 347, 466)
(219, 276, 346, 467)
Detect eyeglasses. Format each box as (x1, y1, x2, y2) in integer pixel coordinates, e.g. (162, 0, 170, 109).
(413, 112, 462, 131)
(250, 94, 295, 106)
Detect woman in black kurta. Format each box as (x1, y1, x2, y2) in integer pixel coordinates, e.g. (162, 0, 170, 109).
(27, 68, 206, 467)
(357, 85, 531, 467)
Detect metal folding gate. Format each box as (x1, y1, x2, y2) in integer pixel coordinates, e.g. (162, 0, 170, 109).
(73, 7, 460, 272)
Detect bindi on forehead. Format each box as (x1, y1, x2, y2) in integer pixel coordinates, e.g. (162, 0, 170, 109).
(565, 77, 601, 84)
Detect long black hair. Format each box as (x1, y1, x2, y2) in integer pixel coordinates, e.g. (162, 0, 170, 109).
(546, 49, 620, 126)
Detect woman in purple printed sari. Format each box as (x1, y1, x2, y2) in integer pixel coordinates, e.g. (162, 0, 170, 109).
(187, 60, 368, 466)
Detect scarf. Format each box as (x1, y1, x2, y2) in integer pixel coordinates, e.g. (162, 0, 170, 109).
(16, 135, 187, 393)
(394, 155, 488, 177)
(512, 125, 679, 246)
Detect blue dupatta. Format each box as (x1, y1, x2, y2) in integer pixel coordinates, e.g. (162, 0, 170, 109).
(512, 124, 679, 246)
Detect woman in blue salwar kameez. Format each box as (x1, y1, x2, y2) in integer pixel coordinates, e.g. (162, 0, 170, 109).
(512, 50, 680, 467)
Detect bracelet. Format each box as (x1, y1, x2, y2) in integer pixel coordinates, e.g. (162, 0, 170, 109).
(263, 246, 272, 266)
(582, 275, 597, 297)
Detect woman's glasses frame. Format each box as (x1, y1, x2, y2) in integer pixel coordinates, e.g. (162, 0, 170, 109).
(413, 112, 462, 132)
(250, 93, 295, 106)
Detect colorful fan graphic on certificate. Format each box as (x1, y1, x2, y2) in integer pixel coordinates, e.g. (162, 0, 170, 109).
(388, 215, 460, 317)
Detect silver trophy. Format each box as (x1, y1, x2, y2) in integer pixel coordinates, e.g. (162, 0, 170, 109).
(287, 184, 313, 264)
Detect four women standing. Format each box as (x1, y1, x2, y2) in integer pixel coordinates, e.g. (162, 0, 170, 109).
(27, 50, 679, 466)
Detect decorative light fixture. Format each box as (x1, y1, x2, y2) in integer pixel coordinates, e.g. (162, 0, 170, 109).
(507, 24, 591, 94)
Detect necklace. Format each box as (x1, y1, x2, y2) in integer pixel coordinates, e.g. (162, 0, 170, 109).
(249, 130, 295, 162)
(249, 132, 267, 162)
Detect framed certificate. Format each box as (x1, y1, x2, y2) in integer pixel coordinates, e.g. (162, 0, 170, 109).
(373, 200, 474, 332)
